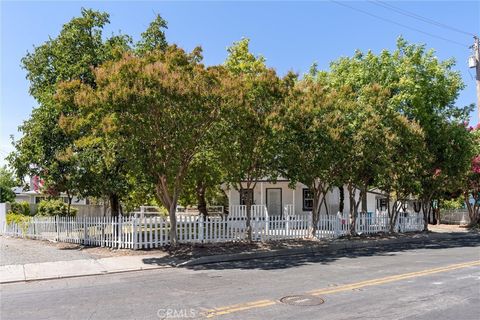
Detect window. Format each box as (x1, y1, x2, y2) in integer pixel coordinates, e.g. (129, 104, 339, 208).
(302, 189, 313, 211)
(35, 196, 46, 204)
(240, 189, 254, 206)
(377, 198, 388, 211)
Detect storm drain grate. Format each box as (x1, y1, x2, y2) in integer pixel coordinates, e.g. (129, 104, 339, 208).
(279, 295, 325, 306)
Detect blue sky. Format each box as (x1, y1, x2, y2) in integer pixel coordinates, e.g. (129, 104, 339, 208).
(1, 1, 479, 165)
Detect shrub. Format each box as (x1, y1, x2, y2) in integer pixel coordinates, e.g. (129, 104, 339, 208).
(36, 199, 77, 217)
(6, 212, 32, 233)
(9, 201, 32, 216)
(441, 197, 465, 210)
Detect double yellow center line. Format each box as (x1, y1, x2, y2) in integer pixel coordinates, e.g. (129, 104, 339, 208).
(205, 260, 480, 318)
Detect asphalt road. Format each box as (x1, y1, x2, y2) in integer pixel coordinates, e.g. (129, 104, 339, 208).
(1, 237, 479, 320)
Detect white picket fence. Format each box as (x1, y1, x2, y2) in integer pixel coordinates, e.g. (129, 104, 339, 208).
(1, 205, 423, 249)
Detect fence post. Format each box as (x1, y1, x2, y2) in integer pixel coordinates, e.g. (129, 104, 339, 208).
(285, 206, 290, 235)
(83, 216, 88, 245)
(199, 215, 204, 243)
(118, 215, 122, 249)
(264, 205, 269, 239)
(307, 211, 313, 236)
(132, 217, 137, 250)
(32, 218, 36, 239)
(55, 215, 60, 241)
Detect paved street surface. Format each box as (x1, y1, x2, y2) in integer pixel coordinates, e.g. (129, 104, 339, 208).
(1, 237, 479, 320)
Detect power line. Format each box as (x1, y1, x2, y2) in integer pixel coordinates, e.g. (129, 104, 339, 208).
(330, 0, 469, 48)
(370, 0, 475, 37)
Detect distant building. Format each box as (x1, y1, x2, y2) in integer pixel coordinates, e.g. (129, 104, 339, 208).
(12, 176, 87, 205)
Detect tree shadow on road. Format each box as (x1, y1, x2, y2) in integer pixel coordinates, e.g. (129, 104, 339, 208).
(142, 236, 479, 271)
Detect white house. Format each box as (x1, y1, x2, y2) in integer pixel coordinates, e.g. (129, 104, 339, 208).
(224, 178, 388, 217)
(12, 175, 87, 205)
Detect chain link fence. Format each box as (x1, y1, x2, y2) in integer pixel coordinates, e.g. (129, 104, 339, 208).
(440, 209, 470, 225)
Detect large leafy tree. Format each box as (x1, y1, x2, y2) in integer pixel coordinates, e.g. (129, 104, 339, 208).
(330, 85, 400, 233)
(219, 38, 290, 241)
(463, 125, 480, 226)
(373, 107, 427, 232)
(328, 37, 471, 229)
(8, 8, 132, 214)
(70, 45, 223, 244)
(10, 10, 171, 216)
(277, 72, 345, 237)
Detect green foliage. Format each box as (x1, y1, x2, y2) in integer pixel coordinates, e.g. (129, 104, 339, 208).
(441, 197, 465, 210)
(6, 212, 32, 234)
(136, 14, 168, 55)
(325, 37, 472, 230)
(9, 8, 135, 216)
(0, 186, 15, 203)
(224, 38, 266, 75)
(180, 150, 225, 213)
(276, 75, 340, 219)
(8, 8, 474, 236)
(0, 166, 17, 202)
(9, 201, 32, 216)
(0, 166, 17, 189)
(36, 199, 77, 217)
(220, 38, 289, 190)
(66, 44, 224, 243)
(462, 126, 480, 224)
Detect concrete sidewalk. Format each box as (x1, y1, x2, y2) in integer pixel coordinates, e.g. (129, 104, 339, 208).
(0, 254, 175, 284)
(1, 231, 478, 284)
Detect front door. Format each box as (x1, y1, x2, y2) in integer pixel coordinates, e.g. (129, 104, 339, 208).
(266, 188, 282, 217)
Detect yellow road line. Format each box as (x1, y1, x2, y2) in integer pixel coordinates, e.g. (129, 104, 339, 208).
(308, 260, 480, 296)
(209, 300, 275, 313)
(205, 260, 480, 318)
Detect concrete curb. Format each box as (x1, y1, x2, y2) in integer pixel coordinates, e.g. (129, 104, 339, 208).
(176, 232, 479, 267)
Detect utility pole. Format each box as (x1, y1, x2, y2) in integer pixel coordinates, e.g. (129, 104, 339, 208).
(473, 36, 480, 123)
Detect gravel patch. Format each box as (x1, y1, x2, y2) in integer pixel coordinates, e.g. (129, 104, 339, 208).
(1, 237, 107, 265)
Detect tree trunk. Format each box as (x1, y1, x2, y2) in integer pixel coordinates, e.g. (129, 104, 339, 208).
(196, 181, 208, 219)
(245, 197, 253, 242)
(241, 182, 254, 242)
(66, 189, 73, 216)
(323, 194, 329, 216)
(421, 199, 431, 232)
(348, 183, 357, 235)
(168, 201, 178, 246)
(430, 200, 437, 225)
(386, 194, 395, 233)
(465, 191, 480, 226)
(339, 185, 344, 214)
(310, 191, 321, 238)
(110, 193, 120, 217)
(435, 199, 441, 225)
(389, 198, 403, 233)
(361, 182, 368, 214)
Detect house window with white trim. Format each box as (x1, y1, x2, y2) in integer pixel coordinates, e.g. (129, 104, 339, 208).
(303, 189, 313, 211)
